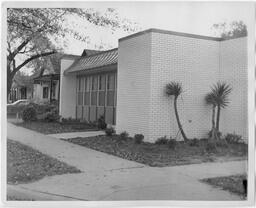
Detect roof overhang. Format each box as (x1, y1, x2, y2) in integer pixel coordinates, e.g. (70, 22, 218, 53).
(64, 63, 117, 76)
(34, 74, 60, 84)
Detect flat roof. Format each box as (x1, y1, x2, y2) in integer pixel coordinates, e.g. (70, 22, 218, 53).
(119, 28, 247, 42)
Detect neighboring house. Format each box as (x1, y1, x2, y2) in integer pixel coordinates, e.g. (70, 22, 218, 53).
(60, 28, 248, 142)
(9, 73, 34, 103)
(33, 51, 100, 103)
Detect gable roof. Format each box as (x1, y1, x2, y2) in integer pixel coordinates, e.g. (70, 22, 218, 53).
(65, 48, 118, 74)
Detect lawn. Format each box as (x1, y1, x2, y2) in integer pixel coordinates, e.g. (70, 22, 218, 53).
(13, 121, 98, 134)
(7, 139, 81, 185)
(65, 135, 247, 167)
(201, 174, 247, 199)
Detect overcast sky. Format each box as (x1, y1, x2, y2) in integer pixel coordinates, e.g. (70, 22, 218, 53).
(61, 2, 252, 55)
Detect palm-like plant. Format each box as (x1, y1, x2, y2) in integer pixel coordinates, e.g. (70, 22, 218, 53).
(205, 92, 218, 140)
(211, 82, 232, 131)
(165, 82, 188, 141)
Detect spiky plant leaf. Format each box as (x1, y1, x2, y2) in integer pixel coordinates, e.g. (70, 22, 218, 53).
(165, 82, 183, 99)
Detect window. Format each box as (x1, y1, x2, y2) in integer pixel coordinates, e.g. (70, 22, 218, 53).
(98, 75, 106, 106)
(43, 87, 48, 99)
(107, 74, 116, 106)
(91, 76, 98, 106)
(77, 77, 83, 106)
(84, 77, 90, 105)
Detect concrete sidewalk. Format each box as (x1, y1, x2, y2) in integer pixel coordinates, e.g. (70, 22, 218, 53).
(7, 122, 144, 172)
(7, 122, 246, 200)
(47, 131, 105, 140)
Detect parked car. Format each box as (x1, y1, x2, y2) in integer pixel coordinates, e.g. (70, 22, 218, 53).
(7, 99, 30, 115)
(7, 99, 30, 107)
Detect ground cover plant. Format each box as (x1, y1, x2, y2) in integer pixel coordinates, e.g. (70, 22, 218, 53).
(65, 135, 247, 167)
(14, 121, 98, 134)
(7, 139, 81, 185)
(201, 174, 247, 199)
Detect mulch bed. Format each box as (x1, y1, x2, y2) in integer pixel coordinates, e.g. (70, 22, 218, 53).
(7, 139, 81, 185)
(201, 174, 247, 199)
(66, 135, 247, 167)
(14, 121, 98, 134)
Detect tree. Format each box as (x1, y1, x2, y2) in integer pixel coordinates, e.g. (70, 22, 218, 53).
(7, 8, 139, 97)
(212, 20, 247, 38)
(165, 82, 188, 141)
(205, 82, 232, 139)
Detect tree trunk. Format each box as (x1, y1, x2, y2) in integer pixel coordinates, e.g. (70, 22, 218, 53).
(216, 105, 221, 132)
(174, 97, 188, 141)
(211, 105, 216, 140)
(7, 62, 14, 100)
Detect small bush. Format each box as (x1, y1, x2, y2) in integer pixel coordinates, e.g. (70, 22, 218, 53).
(189, 138, 200, 147)
(97, 115, 107, 130)
(120, 131, 129, 140)
(168, 139, 177, 149)
(155, 136, 169, 145)
(225, 133, 242, 144)
(44, 108, 60, 122)
(22, 106, 37, 122)
(208, 130, 222, 138)
(205, 142, 217, 153)
(105, 126, 116, 136)
(134, 134, 144, 144)
(216, 139, 228, 148)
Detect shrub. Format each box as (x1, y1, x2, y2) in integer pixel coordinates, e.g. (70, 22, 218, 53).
(216, 139, 228, 148)
(208, 130, 222, 138)
(97, 115, 107, 130)
(205, 142, 217, 153)
(155, 136, 169, 145)
(189, 138, 200, 147)
(168, 139, 177, 149)
(44, 108, 60, 122)
(105, 126, 116, 136)
(120, 131, 129, 140)
(134, 134, 144, 144)
(225, 133, 242, 144)
(22, 106, 37, 122)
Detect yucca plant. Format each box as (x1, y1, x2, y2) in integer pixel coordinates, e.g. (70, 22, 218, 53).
(205, 92, 218, 140)
(165, 82, 188, 141)
(211, 82, 232, 131)
(205, 82, 232, 140)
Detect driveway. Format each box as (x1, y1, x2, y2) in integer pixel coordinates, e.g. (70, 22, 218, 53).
(7, 122, 246, 200)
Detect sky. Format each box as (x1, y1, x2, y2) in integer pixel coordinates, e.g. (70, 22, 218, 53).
(60, 2, 252, 55)
(18, 1, 253, 74)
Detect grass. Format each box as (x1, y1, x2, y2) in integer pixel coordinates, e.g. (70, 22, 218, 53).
(201, 174, 247, 199)
(7, 139, 81, 185)
(13, 121, 98, 134)
(65, 135, 247, 167)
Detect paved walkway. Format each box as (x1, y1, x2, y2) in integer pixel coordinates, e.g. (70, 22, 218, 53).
(7, 122, 246, 201)
(47, 131, 105, 140)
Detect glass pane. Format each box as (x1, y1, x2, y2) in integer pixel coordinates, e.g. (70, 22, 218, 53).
(107, 91, 115, 106)
(91, 91, 97, 105)
(92, 76, 98, 90)
(84, 92, 90, 105)
(99, 91, 105, 106)
(78, 92, 83, 105)
(107, 74, 115, 90)
(99, 75, 106, 90)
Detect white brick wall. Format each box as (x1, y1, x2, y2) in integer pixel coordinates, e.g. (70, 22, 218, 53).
(116, 30, 247, 142)
(150, 33, 220, 141)
(59, 58, 77, 119)
(219, 37, 248, 139)
(116, 33, 152, 138)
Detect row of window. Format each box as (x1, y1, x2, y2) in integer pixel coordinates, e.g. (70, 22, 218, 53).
(77, 73, 116, 107)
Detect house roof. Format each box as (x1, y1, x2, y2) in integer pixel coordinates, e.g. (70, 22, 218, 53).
(65, 48, 118, 74)
(12, 73, 35, 88)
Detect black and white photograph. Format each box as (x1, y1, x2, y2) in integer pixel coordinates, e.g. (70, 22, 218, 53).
(1, 1, 255, 206)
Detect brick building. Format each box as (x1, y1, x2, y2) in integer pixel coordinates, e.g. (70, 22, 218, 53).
(59, 28, 247, 142)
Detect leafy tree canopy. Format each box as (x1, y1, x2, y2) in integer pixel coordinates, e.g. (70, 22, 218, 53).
(7, 8, 139, 96)
(212, 20, 247, 38)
